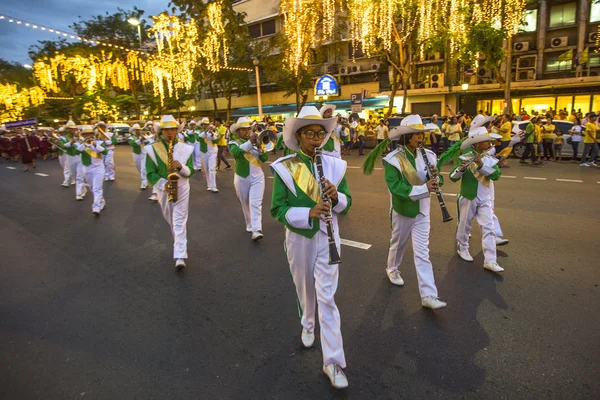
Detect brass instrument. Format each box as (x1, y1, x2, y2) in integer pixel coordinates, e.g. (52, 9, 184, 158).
(95, 125, 112, 142)
(49, 133, 67, 152)
(166, 138, 180, 202)
(457, 148, 493, 171)
(255, 129, 278, 152)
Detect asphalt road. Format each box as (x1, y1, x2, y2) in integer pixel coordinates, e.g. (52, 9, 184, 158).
(1, 148, 598, 400)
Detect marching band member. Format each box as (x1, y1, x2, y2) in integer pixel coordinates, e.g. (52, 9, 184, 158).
(364, 115, 447, 310)
(77, 126, 107, 216)
(319, 104, 349, 159)
(19, 128, 39, 171)
(145, 115, 195, 269)
(270, 106, 352, 389)
(229, 117, 267, 240)
(63, 121, 87, 200)
(95, 121, 117, 181)
(129, 124, 151, 190)
(56, 127, 74, 187)
(183, 120, 202, 171)
(450, 127, 504, 273)
(198, 117, 219, 192)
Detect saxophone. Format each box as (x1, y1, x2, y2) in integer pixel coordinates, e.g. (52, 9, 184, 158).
(166, 138, 180, 202)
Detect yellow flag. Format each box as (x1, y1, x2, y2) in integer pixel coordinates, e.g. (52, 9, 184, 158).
(558, 49, 573, 62)
(580, 47, 589, 64)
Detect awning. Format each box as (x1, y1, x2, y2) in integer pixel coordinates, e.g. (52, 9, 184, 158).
(231, 97, 390, 117)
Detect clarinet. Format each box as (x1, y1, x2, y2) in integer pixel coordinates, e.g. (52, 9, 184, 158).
(314, 147, 342, 265)
(418, 143, 453, 222)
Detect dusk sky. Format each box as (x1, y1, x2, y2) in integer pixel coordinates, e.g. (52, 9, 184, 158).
(0, 1, 168, 65)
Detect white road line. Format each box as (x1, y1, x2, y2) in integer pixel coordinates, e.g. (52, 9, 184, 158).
(267, 176, 274, 179)
(374, 167, 382, 171)
(440, 171, 449, 175)
(265, 161, 272, 164)
(6, 166, 16, 170)
(556, 178, 582, 183)
(347, 166, 360, 169)
(440, 193, 457, 197)
(35, 173, 49, 177)
(524, 176, 547, 181)
(340, 238, 372, 250)
(503, 175, 516, 178)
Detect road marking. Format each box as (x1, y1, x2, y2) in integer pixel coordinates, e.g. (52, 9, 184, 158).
(503, 175, 516, 178)
(340, 238, 372, 250)
(374, 167, 382, 171)
(267, 176, 274, 179)
(347, 166, 360, 169)
(440, 171, 449, 175)
(6, 166, 16, 170)
(556, 178, 582, 183)
(265, 161, 272, 164)
(440, 193, 457, 197)
(35, 173, 49, 177)
(524, 177, 547, 181)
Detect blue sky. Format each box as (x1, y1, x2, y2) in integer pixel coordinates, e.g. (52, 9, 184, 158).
(0, 1, 168, 65)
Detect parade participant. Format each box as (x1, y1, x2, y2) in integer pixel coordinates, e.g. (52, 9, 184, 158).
(363, 115, 447, 310)
(183, 120, 202, 171)
(37, 131, 50, 160)
(270, 106, 351, 389)
(214, 118, 231, 170)
(275, 131, 293, 156)
(128, 124, 152, 190)
(198, 117, 219, 192)
(229, 117, 267, 240)
(77, 126, 108, 216)
(0, 128, 8, 159)
(55, 127, 73, 187)
(146, 115, 195, 269)
(18, 128, 39, 171)
(95, 121, 117, 181)
(450, 127, 504, 273)
(319, 104, 349, 159)
(8, 132, 20, 162)
(63, 121, 87, 200)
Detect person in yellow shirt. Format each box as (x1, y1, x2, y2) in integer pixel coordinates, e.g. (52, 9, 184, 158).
(496, 114, 512, 167)
(535, 118, 543, 159)
(357, 119, 367, 155)
(215, 118, 231, 170)
(445, 116, 462, 145)
(580, 113, 598, 166)
(541, 117, 556, 161)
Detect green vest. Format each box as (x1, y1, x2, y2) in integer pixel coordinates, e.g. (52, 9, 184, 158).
(128, 137, 143, 154)
(450, 147, 501, 200)
(230, 139, 268, 178)
(276, 134, 294, 156)
(63, 135, 80, 156)
(145, 140, 195, 185)
(80, 146, 107, 166)
(384, 147, 422, 218)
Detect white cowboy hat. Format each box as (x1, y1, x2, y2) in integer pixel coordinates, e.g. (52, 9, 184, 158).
(319, 104, 337, 118)
(283, 105, 336, 152)
(388, 114, 431, 140)
(80, 125, 94, 134)
(424, 123, 440, 132)
(129, 124, 141, 133)
(96, 121, 106, 126)
(461, 126, 501, 150)
(159, 115, 179, 129)
(65, 120, 77, 128)
(230, 117, 253, 135)
(200, 117, 210, 125)
(188, 120, 197, 126)
(469, 114, 496, 132)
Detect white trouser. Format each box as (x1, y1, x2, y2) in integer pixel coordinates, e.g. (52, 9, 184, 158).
(83, 164, 105, 212)
(68, 155, 86, 197)
(59, 154, 71, 184)
(286, 229, 345, 368)
(457, 196, 497, 263)
(490, 198, 503, 237)
(132, 152, 147, 186)
(157, 181, 190, 259)
(386, 210, 439, 299)
(234, 174, 265, 233)
(193, 142, 201, 169)
(104, 149, 115, 179)
(199, 150, 217, 189)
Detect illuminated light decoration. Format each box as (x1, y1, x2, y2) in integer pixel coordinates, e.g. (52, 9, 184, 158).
(0, 83, 46, 123)
(202, 0, 229, 72)
(82, 95, 119, 121)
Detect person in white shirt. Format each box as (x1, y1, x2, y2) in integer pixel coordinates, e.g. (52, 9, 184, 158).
(374, 119, 389, 145)
(569, 118, 583, 162)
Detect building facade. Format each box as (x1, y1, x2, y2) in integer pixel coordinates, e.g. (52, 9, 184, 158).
(190, 0, 600, 120)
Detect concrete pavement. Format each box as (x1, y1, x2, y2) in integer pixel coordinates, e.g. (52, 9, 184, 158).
(0, 148, 598, 399)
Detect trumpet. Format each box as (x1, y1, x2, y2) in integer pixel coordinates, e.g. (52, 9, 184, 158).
(255, 129, 277, 152)
(94, 125, 112, 141)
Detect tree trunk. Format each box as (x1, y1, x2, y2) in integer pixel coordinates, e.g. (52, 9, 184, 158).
(386, 80, 399, 118)
(226, 94, 232, 122)
(504, 36, 513, 115)
(295, 76, 301, 115)
(401, 80, 409, 114)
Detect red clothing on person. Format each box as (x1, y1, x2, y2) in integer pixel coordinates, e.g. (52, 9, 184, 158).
(8, 137, 20, 158)
(38, 136, 50, 156)
(19, 135, 38, 164)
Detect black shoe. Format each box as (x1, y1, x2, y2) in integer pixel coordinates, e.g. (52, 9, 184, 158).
(225, 165, 232, 170)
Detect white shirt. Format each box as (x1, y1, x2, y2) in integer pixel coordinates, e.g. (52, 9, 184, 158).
(375, 125, 388, 140)
(570, 125, 582, 142)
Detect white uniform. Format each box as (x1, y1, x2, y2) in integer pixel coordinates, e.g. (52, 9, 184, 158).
(77, 140, 106, 213)
(57, 135, 72, 185)
(63, 141, 87, 198)
(132, 137, 154, 188)
(322, 124, 349, 159)
(384, 148, 440, 299)
(146, 143, 194, 259)
(199, 130, 218, 190)
(232, 140, 265, 233)
(451, 156, 499, 264)
(103, 131, 116, 180)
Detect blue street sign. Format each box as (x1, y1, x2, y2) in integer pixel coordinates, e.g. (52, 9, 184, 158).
(314, 75, 340, 97)
(5, 118, 37, 129)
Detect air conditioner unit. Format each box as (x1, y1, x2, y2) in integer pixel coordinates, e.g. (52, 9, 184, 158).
(339, 66, 349, 75)
(425, 52, 442, 61)
(417, 82, 430, 89)
(477, 77, 494, 85)
(371, 63, 380, 71)
(327, 64, 339, 74)
(588, 32, 598, 43)
(513, 41, 529, 52)
(430, 73, 445, 88)
(348, 65, 362, 74)
(517, 70, 535, 81)
(478, 67, 492, 78)
(517, 55, 537, 69)
(550, 36, 568, 48)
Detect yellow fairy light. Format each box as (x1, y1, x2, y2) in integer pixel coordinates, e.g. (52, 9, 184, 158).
(203, 0, 229, 72)
(0, 83, 46, 123)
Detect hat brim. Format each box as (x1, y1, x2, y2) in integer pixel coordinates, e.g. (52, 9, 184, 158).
(461, 133, 502, 150)
(388, 125, 430, 140)
(469, 116, 496, 131)
(283, 117, 336, 152)
(320, 104, 337, 117)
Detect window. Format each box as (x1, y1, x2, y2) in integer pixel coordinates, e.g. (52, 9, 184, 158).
(591, 1, 600, 23)
(546, 53, 572, 72)
(348, 42, 364, 59)
(549, 3, 576, 28)
(590, 53, 600, 66)
(248, 19, 276, 39)
(519, 9, 538, 32)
